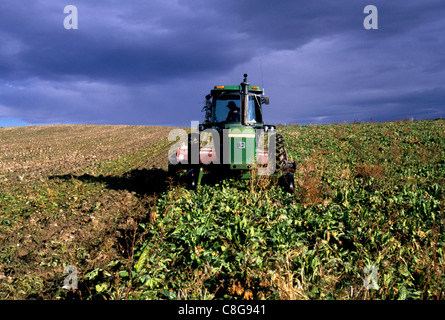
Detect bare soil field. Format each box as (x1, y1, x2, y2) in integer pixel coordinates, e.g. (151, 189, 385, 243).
(0, 125, 173, 179)
(0, 125, 176, 299)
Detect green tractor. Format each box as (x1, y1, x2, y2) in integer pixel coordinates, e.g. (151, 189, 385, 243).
(168, 74, 296, 191)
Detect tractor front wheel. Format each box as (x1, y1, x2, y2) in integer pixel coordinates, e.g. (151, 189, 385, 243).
(284, 172, 295, 192)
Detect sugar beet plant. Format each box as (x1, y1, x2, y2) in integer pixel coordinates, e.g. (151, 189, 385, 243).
(83, 120, 444, 300)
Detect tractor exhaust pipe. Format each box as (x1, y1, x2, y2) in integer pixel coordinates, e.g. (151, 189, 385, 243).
(241, 74, 249, 125)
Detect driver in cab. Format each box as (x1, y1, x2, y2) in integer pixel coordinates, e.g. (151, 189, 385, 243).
(226, 101, 240, 122)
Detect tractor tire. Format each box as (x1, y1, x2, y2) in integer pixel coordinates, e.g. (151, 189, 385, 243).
(275, 134, 288, 172)
(275, 134, 295, 192)
(168, 153, 179, 176)
(186, 168, 197, 190)
(278, 170, 295, 193)
(284, 172, 295, 192)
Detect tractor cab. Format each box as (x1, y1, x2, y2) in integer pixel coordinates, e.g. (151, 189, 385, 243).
(210, 92, 263, 125)
(202, 74, 269, 129)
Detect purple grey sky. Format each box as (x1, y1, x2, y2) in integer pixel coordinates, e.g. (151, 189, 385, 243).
(0, 0, 444, 127)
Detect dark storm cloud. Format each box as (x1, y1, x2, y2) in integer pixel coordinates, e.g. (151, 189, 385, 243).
(0, 0, 409, 82)
(1, 0, 270, 84)
(0, 0, 444, 126)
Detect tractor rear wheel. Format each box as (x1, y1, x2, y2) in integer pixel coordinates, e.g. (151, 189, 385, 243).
(275, 133, 295, 192)
(275, 134, 288, 171)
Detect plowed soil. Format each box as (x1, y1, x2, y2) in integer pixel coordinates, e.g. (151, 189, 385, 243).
(0, 125, 178, 299)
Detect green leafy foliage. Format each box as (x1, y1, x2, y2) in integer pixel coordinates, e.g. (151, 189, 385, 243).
(82, 120, 444, 300)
